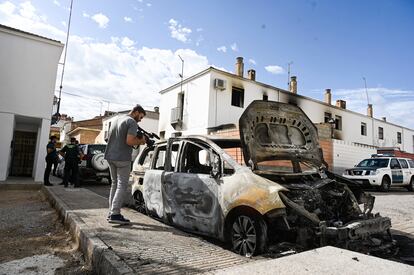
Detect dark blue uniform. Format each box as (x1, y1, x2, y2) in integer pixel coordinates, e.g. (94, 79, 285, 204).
(61, 144, 81, 187)
(43, 141, 58, 185)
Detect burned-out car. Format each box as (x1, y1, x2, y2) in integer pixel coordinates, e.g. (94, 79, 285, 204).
(131, 101, 394, 256)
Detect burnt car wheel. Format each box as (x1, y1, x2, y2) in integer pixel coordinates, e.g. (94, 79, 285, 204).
(407, 177, 414, 192)
(380, 176, 391, 192)
(133, 191, 146, 214)
(230, 214, 266, 256)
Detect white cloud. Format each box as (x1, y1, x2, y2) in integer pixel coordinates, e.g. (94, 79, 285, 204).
(137, 0, 143, 2)
(196, 28, 203, 32)
(195, 35, 203, 46)
(265, 65, 284, 75)
(121, 36, 135, 47)
(53, 0, 60, 7)
(146, 3, 152, 7)
(217, 46, 227, 53)
(123, 16, 133, 23)
(249, 59, 256, 65)
(61, 21, 66, 27)
(0, 2, 210, 121)
(168, 18, 192, 43)
(230, 43, 238, 52)
(82, 11, 90, 18)
(91, 13, 109, 28)
(0, 1, 15, 14)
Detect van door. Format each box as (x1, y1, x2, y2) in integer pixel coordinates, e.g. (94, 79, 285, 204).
(398, 159, 411, 185)
(390, 158, 403, 184)
(162, 139, 220, 236)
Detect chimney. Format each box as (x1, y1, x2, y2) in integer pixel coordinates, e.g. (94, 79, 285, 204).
(367, 104, 373, 117)
(336, 100, 346, 109)
(247, 69, 256, 81)
(382, 117, 386, 122)
(290, 76, 297, 94)
(324, 89, 332, 105)
(235, 57, 244, 77)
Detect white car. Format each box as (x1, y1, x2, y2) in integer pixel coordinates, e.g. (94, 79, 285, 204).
(343, 155, 414, 192)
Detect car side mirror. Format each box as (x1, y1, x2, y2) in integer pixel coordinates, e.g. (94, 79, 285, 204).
(210, 154, 220, 179)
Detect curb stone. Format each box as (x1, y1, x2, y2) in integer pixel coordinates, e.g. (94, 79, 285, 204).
(42, 186, 135, 275)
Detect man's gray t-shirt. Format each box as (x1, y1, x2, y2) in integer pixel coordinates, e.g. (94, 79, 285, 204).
(104, 115, 138, 161)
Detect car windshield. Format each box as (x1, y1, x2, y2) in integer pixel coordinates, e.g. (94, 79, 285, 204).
(357, 158, 389, 168)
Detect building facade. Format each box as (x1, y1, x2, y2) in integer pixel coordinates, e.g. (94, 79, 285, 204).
(158, 58, 414, 173)
(0, 25, 63, 182)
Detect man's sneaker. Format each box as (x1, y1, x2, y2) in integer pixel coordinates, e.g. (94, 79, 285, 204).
(108, 214, 131, 225)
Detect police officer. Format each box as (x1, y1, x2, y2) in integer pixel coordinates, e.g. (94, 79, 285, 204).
(43, 135, 59, 186)
(60, 137, 83, 188)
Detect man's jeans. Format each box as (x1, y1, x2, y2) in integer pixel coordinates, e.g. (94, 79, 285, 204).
(108, 160, 131, 216)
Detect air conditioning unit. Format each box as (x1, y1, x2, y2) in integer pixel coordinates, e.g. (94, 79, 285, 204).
(214, 78, 226, 90)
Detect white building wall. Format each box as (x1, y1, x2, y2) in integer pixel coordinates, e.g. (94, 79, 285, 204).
(0, 114, 14, 181)
(0, 26, 63, 182)
(159, 73, 211, 137)
(332, 140, 377, 175)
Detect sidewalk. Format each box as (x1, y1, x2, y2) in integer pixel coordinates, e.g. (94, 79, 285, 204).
(42, 185, 249, 275)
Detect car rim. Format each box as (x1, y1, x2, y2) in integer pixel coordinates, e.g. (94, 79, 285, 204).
(232, 215, 257, 256)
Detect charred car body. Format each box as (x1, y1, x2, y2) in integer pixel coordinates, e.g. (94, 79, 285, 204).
(131, 101, 394, 256)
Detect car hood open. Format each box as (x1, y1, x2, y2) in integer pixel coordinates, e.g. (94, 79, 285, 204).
(239, 100, 324, 168)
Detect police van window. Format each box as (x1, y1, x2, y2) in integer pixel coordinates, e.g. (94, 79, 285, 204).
(399, 159, 409, 169)
(390, 158, 401, 169)
(408, 160, 414, 168)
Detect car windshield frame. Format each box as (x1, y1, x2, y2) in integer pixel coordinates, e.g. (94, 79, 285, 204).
(356, 158, 389, 168)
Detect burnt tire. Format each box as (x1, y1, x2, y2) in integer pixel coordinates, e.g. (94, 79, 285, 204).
(230, 213, 267, 256)
(380, 176, 391, 192)
(407, 177, 414, 192)
(133, 191, 146, 214)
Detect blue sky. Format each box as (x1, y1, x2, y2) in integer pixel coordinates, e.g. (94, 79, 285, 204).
(1, 0, 413, 128)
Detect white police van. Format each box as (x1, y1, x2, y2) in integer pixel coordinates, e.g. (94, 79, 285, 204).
(343, 154, 414, 192)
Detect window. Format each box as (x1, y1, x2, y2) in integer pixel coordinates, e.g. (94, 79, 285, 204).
(153, 146, 167, 170)
(399, 159, 409, 169)
(231, 87, 244, 107)
(361, 122, 367, 136)
(263, 93, 268, 101)
(397, 132, 402, 144)
(378, 127, 384, 140)
(390, 158, 401, 169)
(324, 112, 332, 123)
(335, 115, 342, 130)
(169, 142, 180, 171)
(181, 142, 218, 175)
(408, 160, 414, 168)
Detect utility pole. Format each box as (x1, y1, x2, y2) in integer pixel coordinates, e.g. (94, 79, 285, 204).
(287, 61, 293, 90)
(53, 0, 73, 124)
(178, 55, 184, 92)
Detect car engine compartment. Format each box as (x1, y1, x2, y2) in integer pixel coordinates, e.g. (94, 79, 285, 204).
(257, 171, 395, 255)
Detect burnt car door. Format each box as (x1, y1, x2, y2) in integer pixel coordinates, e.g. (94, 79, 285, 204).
(162, 139, 221, 236)
(143, 144, 167, 218)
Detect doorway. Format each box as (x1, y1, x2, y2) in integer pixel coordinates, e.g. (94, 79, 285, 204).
(10, 131, 37, 177)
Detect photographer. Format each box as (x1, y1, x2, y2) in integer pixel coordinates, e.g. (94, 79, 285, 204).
(105, 104, 147, 225)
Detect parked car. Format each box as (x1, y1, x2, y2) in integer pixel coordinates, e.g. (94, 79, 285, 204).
(56, 144, 110, 184)
(131, 101, 394, 257)
(343, 155, 414, 192)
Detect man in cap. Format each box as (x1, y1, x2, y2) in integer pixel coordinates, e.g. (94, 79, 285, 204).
(60, 137, 83, 188)
(105, 104, 147, 224)
(43, 135, 59, 186)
